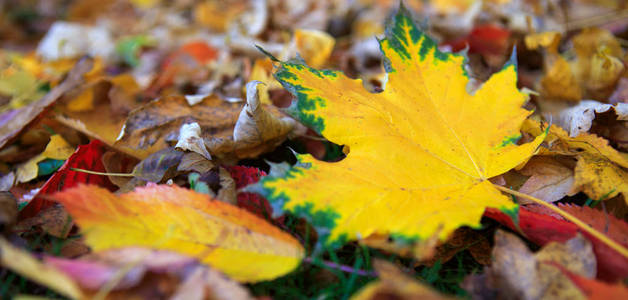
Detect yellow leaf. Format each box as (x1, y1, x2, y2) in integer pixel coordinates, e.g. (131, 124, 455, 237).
(66, 87, 94, 112)
(52, 184, 304, 282)
(540, 55, 581, 101)
(0, 237, 83, 299)
(523, 120, 628, 201)
(41, 134, 74, 160)
(249, 8, 545, 246)
(16, 135, 74, 183)
(294, 29, 335, 69)
(574, 153, 628, 200)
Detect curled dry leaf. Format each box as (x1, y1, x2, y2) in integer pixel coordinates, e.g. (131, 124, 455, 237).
(464, 230, 593, 300)
(52, 184, 304, 282)
(175, 122, 211, 160)
(350, 260, 455, 300)
(46, 248, 252, 300)
(551, 100, 628, 137)
(118, 91, 297, 162)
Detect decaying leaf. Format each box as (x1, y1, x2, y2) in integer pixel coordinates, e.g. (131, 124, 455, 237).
(0, 191, 18, 231)
(518, 156, 576, 203)
(350, 260, 455, 300)
(46, 248, 252, 300)
(52, 184, 304, 282)
(175, 122, 212, 160)
(485, 205, 628, 282)
(248, 7, 545, 247)
(464, 230, 593, 300)
(551, 100, 628, 138)
(524, 120, 628, 201)
(0, 57, 92, 149)
(0, 237, 83, 299)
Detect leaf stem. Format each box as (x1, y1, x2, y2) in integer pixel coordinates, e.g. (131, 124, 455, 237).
(493, 184, 628, 259)
(70, 168, 135, 177)
(303, 257, 377, 277)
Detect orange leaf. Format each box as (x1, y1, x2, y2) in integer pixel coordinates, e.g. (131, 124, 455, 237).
(52, 184, 304, 282)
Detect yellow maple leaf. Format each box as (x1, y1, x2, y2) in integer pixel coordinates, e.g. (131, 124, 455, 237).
(248, 7, 545, 247)
(52, 184, 304, 282)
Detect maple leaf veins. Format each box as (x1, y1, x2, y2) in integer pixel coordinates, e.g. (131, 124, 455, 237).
(248, 7, 546, 247)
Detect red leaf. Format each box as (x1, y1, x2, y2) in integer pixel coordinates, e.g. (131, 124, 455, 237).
(443, 24, 511, 55)
(19, 140, 117, 219)
(226, 166, 280, 222)
(485, 205, 628, 282)
(556, 264, 628, 300)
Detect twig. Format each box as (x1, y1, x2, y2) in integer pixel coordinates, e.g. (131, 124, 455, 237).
(493, 184, 628, 259)
(70, 168, 134, 177)
(303, 257, 377, 277)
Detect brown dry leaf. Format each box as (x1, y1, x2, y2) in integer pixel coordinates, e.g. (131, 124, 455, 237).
(101, 151, 139, 188)
(15, 204, 73, 238)
(464, 230, 594, 300)
(0, 191, 18, 231)
(205, 81, 301, 161)
(425, 227, 493, 266)
(360, 230, 441, 262)
(350, 260, 456, 300)
(519, 156, 576, 203)
(523, 120, 628, 201)
(55, 74, 157, 159)
(116, 94, 240, 157)
(0, 58, 93, 149)
(177, 152, 215, 174)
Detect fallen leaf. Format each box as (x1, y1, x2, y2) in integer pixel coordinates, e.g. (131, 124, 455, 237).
(518, 156, 576, 203)
(0, 191, 18, 231)
(131, 147, 183, 183)
(463, 230, 592, 300)
(0, 57, 92, 149)
(175, 122, 212, 160)
(350, 260, 455, 300)
(19, 139, 117, 219)
(248, 7, 545, 247)
(210, 81, 299, 160)
(485, 205, 628, 282)
(551, 100, 628, 137)
(16, 134, 75, 183)
(523, 120, 628, 201)
(291, 29, 335, 68)
(0, 237, 83, 299)
(116, 94, 240, 156)
(52, 184, 304, 282)
(46, 248, 252, 300)
(560, 266, 628, 300)
(15, 204, 72, 238)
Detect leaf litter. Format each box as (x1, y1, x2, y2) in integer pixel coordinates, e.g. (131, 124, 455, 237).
(2, 0, 628, 299)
